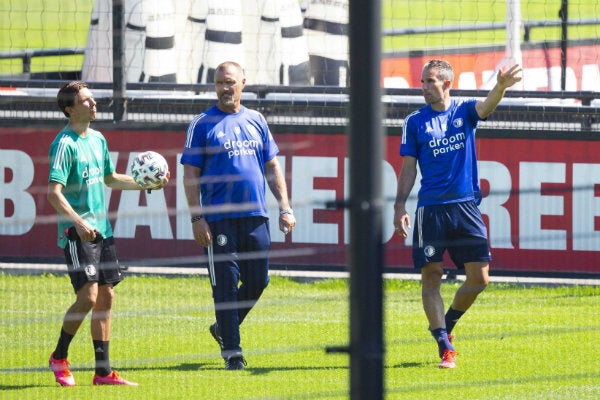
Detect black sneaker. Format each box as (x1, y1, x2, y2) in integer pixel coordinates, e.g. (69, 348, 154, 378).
(209, 322, 224, 351)
(225, 355, 247, 370)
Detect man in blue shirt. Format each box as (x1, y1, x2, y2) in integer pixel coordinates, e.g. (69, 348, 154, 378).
(181, 61, 296, 370)
(393, 60, 522, 369)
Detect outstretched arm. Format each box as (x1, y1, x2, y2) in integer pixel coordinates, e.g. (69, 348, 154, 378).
(104, 171, 169, 190)
(476, 64, 523, 119)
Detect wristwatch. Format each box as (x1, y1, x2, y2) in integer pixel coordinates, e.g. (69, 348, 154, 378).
(190, 215, 204, 223)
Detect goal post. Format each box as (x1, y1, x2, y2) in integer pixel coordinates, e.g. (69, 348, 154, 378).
(485, 0, 524, 90)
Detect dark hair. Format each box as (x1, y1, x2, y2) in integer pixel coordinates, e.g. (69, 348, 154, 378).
(57, 81, 89, 117)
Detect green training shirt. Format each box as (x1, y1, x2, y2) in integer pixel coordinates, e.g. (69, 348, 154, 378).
(48, 124, 115, 248)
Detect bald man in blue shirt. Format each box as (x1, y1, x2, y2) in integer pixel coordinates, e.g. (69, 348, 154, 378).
(181, 61, 296, 370)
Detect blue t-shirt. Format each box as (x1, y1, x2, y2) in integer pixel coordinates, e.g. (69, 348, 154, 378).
(180, 105, 279, 222)
(400, 99, 481, 207)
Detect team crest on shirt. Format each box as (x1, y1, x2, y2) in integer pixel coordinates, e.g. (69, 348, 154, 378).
(424, 245, 436, 258)
(85, 265, 97, 277)
(453, 118, 464, 128)
(216, 234, 228, 247)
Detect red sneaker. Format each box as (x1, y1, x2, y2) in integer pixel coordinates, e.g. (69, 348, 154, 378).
(93, 370, 138, 386)
(49, 353, 75, 386)
(438, 349, 457, 369)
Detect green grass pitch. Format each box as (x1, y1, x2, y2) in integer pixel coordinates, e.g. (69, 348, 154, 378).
(1, 272, 599, 399)
(1, 0, 600, 398)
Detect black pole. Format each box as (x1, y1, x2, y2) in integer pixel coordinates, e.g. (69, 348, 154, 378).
(348, 0, 384, 399)
(559, 0, 568, 91)
(112, 0, 126, 121)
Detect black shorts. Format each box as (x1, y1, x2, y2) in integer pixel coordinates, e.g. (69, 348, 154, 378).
(63, 227, 124, 293)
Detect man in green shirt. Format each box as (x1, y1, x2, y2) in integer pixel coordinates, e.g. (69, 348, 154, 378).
(47, 81, 168, 386)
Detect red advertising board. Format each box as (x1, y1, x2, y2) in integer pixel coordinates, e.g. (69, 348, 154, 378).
(382, 44, 600, 91)
(1, 126, 599, 274)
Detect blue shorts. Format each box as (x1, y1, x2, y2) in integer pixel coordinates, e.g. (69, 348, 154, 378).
(412, 201, 491, 270)
(63, 226, 124, 293)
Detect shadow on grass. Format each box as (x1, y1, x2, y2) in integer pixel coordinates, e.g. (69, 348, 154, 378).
(105, 362, 214, 372)
(124, 360, 426, 374)
(0, 384, 37, 391)
(174, 362, 350, 375)
(246, 365, 349, 376)
(1, 361, 349, 376)
(388, 361, 428, 368)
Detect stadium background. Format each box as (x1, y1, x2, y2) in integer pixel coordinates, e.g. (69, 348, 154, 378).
(0, 1, 599, 399)
(1, 0, 599, 276)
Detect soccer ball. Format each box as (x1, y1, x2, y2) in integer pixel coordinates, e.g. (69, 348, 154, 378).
(130, 151, 169, 189)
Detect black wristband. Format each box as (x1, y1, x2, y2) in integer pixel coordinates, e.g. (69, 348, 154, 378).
(191, 215, 204, 223)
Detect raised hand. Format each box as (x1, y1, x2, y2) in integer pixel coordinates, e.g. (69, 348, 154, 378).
(497, 64, 523, 89)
